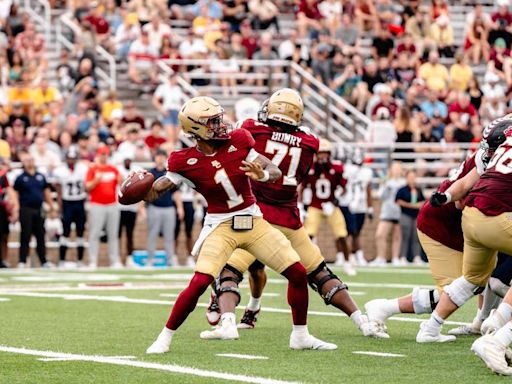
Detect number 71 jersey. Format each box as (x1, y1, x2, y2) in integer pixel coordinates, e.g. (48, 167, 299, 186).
(242, 119, 319, 229)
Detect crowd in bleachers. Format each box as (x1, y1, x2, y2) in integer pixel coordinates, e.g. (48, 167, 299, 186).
(1, 0, 511, 269)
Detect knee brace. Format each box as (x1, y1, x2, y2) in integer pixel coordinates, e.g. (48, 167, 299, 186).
(412, 287, 439, 314)
(488, 277, 510, 298)
(215, 264, 244, 305)
(444, 277, 484, 307)
(308, 262, 348, 305)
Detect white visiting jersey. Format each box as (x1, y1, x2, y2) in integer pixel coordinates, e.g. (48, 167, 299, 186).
(337, 163, 357, 207)
(342, 164, 372, 214)
(53, 162, 88, 201)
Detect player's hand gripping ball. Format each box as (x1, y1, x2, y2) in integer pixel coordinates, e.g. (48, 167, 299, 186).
(118, 171, 154, 205)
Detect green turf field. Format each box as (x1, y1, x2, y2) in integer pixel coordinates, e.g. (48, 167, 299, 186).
(0, 267, 507, 383)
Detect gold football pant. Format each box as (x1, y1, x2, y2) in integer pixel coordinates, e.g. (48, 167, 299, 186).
(461, 207, 512, 286)
(227, 225, 325, 274)
(417, 230, 463, 293)
(195, 218, 300, 277)
(304, 206, 348, 239)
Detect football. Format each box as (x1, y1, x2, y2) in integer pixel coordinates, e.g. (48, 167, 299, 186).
(118, 171, 154, 205)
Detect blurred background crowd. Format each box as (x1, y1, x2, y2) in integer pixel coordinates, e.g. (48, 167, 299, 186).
(0, 0, 508, 269)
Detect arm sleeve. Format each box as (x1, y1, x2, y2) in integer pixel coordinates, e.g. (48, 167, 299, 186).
(245, 148, 260, 162)
(165, 171, 195, 188)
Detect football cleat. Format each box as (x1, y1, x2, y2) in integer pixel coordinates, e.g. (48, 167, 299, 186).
(416, 321, 456, 343)
(289, 333, 337, 350)
(206, 292, 221, 326)
(365, 299, 393, 336)
(200, 314, 239, 340)
(471, 334, 512, 375)
(482, 309, 508, 335)
(448, 322, 482, 336)
(358, 315, 389, 339)
(238, 308, 260, 329)
(146, 328, 173, 354)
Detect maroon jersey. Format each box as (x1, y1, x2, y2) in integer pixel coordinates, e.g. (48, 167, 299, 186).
(466, 134, 512, 216)
(242, 119, 319, 229)
(167, 129, 257, 214)
(303, 161, 346, 210)
(417, 154, 477, 252)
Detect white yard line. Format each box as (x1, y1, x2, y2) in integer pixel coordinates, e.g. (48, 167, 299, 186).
(0, 291, 469, 326)
(216, 354, 269, 360)
(0, 346, 299, 384)
(0, 298, 10, 302)
(352, 351, 406, 357)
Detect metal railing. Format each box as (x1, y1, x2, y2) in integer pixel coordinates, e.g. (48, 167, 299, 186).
(22, 0, 51, 43)
(56, 12, 117, 90)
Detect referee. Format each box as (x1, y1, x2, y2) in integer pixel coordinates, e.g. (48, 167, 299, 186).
(13, 152, 55, 268)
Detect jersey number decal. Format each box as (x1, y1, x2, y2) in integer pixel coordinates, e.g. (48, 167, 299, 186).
(66, 181, 84, 197)
(265, 141, 302, 186)
(214, 169, 244, 209)
(488, 145, 512, 175)
(315, 178, 331, 199)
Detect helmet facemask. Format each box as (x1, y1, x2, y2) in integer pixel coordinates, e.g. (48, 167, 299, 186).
(192, 112, 232, 141)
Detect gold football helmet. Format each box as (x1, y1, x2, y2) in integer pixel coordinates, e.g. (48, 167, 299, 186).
(266, 88, 304, 127)
(318, 138, 333, 153)
(179, 96, 230, 140)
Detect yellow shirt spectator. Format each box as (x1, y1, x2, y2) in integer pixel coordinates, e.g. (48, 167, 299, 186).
(0, 139, 10, 159)
(102, 99, 123, 123)
(449, 62, 473, 91)
(419, 62, 449, 91)
(31, 83, 62, 114)
(8, 85, 32, 108)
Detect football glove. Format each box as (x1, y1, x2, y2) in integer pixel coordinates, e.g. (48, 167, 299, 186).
(430, 191, 448, 207)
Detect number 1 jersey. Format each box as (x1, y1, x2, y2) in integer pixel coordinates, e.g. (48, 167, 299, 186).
(241, 119, 320, 229)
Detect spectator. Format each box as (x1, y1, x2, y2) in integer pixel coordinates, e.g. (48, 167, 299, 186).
(430, 14, 454, 57)
(0, 133, 10, 159)
(252, 33, 278, 86)
(481, 72, 507, 125)
(365, 107, 396, 150)
(464, 12, 490, 65)
(142, 14, 172, 50)
(223, 0, 248, 32)
(101, 90, 123, 124)
(128, 30, 159, 87)
(144, 120, 167, 154)
(152, 73, 185, 145)
(449, 53, 473, 92)
(147, 149, 184, 266)
(371, 27, 394, 61)
(14, 151, 55, 268)
(490, 0, 512, 46)
(296, 0, 323, 38)
(114, 125, 150, 164)
(179, 30, 208, 59)
(84, 144, 122, 268)
(117, 156, 143, 262)
(0, 157, 18, 268)
(331, 63, 362, 105)
(355, 0, 378, 32)
(488, 37, 512, 86)
(468, 77, 483, 111)
(418, 50, 449, 92)
(83, 2, 111, 47)
(394, 106, 418, 161)
(114, 12, 140, 61)
(239, 19, 258, 59)
(373, 161, 404, 266)
(210, 39, 240, 96)
(128, 0, 169, 25)
(431, 0, 448, 20)
(121, 101, 145, 130)
(248, 0, 279, 33)
(6, 119, 30, 160)
(32, 79, 63, 114)
(395, 33, 418, 66)
(311, 42, 332, 85)
(447, 92, 479, 143)
(395, 170, 425, 264)
(334, 14, 360, 56)
(318, 0, 342, 35)
(362, 59, 384, 93)
(14, 22, 45, 63)
(405, 7, 432, 52)
(30, 135, 61, 176)
(394, 52, 416, 96)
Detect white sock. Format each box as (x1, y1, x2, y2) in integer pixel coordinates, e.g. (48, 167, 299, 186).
(474, 308, 484, 323)
(350, 310, 363, 326)
(221, 312, 236, 324)
(496, 303, 512, 323)
(385, 298, 401, 315)
(336, 252, 345, 263)
(425, 311, 444, 331)
(292, 325, 309, 336)
(494, 321, 512, 348)
(246, 296, 261, 311)
(158, 327, 175, 343)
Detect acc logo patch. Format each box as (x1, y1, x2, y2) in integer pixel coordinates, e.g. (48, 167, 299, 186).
(187, 158, 198, 165)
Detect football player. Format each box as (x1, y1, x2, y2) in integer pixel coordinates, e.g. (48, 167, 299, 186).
(415, 117, 512, 344)
(53, 149, 88, 267)
(302, 139, 354, 276)
(200, 89, 383, 340)
(338, 147, 373, 266)
(138, 96, 336, 353)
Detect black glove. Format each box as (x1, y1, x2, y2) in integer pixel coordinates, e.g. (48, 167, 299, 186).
(430, 192, 448, 207)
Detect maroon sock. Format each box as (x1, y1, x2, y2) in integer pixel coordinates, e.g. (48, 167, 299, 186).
(166, 272, 214, 330)
(281, 262, 309, 325)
